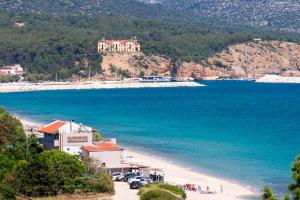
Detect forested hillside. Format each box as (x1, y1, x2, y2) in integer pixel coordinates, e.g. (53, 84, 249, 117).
(0, 11, 263, 81)
(142, 0, 300, 33)
(1, 0, 300, 32)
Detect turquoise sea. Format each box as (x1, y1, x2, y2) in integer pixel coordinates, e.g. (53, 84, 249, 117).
(0, 81, 300, 194)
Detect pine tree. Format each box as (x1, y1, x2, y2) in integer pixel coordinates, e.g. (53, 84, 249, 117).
(288, 155, 300, 200)
(262, 187, 277, 200)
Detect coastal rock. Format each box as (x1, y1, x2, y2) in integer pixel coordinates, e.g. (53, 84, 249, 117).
(100, 40, 300, 80)
(208, 40, 300, 78)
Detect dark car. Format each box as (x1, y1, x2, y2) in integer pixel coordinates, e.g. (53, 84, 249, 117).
(124, 172, 139, 182)
(130, 181, 142, 189)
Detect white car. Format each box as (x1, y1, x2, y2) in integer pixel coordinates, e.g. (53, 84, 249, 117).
(140, 178, 152, 185)
(128, 176, 143, 184)
(112, 172, 123, 181)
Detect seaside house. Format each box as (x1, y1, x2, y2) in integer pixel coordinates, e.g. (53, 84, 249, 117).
(82, 141, 156, 176)
(98, 38, 141, 53)
(38, 120, 93, 155)
(82, 141, 123, 168)
(0, 64, 24, 76)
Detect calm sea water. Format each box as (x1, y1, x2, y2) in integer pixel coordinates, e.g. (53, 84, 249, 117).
(0, 81, 299, 194)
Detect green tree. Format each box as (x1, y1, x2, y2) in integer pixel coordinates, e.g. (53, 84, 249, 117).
(288, 155, 300, 200)
(261, 187, 277, 200)
(0, 108, 26, 146)
(12, 150, 85, 196)
(0, 153, 15, 180)
(93, 132, 102, 142)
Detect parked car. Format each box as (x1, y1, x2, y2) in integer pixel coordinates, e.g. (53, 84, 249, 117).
(128, 176, 144, 184)
(139, 177, 152, 185)
(124, 172, 139, 182)
(112, 172, 123, 181)
(130, 181, 142, 189)
(115, 175, 125, 181)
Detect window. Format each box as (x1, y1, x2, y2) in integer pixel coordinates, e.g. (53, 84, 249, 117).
(101, 163, 106, 167)
(67, 148, 70, 151)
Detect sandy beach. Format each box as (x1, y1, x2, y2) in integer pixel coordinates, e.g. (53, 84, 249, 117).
(20, 117, 257, 200)
(0, 81, 203, 93)
(256, 75, 300, 83)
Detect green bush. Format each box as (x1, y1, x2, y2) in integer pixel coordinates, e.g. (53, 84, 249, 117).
(0, 182, 16, 200)
(75, 172, 114, 194)
(0, 107, 26, 147)
(140, 189, 177, 200)
(159, 183, 186, 199)
(12, 150, 86, 196)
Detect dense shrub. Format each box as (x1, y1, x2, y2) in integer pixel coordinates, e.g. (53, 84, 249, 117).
(11, 150, 86, 196)
(0, 107, 26, 146)
(159, 183, 186, 199)
(0, 182, 16, 200)
(140, 189, 178, 200)
(75, 172, 114, 194)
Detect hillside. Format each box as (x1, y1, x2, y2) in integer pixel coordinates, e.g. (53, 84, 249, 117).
(142, 0, 300, 33)
(1, 0, 300, 32)
(101, 41, 300, 79)
(0, 11, 261, 81)
(207, 40, 300, 78)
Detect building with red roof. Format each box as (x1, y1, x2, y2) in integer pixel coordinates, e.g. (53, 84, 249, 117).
(83, 142, 123, 168)
(38, 120, 93, 155)
(98, 38, 140, 53)
(0, 64, 24, 76)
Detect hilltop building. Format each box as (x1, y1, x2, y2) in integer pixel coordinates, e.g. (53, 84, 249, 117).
(0, 64, 24, 76)
(38, 120, 93, 155)
(98, 38, 140, 53)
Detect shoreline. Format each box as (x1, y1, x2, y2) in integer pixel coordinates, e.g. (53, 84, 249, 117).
(123, 148, 257, 200)
(256, 75, 300, 84)
(20, 116, 258, 200)
(0, 81, 204, 93)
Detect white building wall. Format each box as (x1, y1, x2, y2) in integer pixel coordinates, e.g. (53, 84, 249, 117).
(88, 151, 121, 168)
(62, 146, 82, 155)
(60, 132, 93, 155)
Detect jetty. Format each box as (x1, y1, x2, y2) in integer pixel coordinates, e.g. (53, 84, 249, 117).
(0, 81, 204, 93)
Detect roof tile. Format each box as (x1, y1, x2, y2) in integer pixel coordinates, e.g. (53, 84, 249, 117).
(38, 120, 65, 134)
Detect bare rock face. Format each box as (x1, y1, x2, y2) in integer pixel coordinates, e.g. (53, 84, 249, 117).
(100, 41, 300, 80)
(101, 52, 172, 79)
(207, 41, 300, 78)
(100, 52, 220, 79)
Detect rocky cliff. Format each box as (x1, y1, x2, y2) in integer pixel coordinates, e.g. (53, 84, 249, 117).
(100, 40, 300, 80)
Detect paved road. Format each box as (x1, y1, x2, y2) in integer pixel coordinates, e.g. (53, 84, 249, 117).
(112, 182, 139, 200)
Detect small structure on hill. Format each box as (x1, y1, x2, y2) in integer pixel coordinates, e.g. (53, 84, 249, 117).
(38, 120, 94, 155)
(98, 38, 140, 53)
(0, 64, 24, 76)
(14, 22, 26, 28)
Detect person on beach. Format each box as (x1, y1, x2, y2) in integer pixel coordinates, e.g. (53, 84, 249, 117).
(198, 185, 202, 193)
(220, 185, 223, 193)
(206, 186, 210, 193)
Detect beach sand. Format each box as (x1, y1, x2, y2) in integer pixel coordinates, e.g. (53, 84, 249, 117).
(0, 81, 203, 93)
(20, 117, 258, 200)
(122, 149, 257, 200)
(256, 75, 300, 83)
